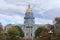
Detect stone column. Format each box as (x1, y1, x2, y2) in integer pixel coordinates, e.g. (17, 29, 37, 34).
(28, 28, 30, 40)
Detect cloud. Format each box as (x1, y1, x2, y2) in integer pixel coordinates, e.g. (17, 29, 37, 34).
(35, 18, 53, 24)
(0, 9, 25, 16)
(0, 14, 24, 26)
(0, 0, 60, 26)
(43, 9, 60, 19)
(0, 0, 27, 12)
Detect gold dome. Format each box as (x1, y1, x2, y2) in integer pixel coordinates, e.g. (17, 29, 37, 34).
(26, 4, 32, 12)
(26, 8, 32, 12)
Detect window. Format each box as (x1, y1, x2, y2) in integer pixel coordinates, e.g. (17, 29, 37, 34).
(31, 33, 32, 36)
(26, 33, 28, 36)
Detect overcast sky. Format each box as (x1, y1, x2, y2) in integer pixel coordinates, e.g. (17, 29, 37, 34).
(0, 0, 60, 26)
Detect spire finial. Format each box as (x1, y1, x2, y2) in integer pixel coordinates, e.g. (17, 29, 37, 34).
(28, 4, 30, 8)
(26, 3, 32, 12)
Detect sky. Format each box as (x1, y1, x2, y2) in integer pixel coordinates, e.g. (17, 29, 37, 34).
(0, 0, 60, 26)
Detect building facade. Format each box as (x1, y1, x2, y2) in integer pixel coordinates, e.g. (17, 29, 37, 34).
(22, 4, 45, 40)
(5, 4, 46, 40)
(23, 4, 35, 40)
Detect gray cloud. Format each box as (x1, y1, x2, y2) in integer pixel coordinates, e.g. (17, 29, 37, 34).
(43, 8, 60, 19)
(0, 0, 60, 25)
(0, 9, 25, 16)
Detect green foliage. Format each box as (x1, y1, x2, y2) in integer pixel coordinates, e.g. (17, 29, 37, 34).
(7, 25, 24, 40)
(7, 26, 20, 40)
(55, 27, 60, 40)
(19, 28, 24, 37)
(8, 26, 20, 36)
(16, 26, 24, 37)
(0, 31, 4, 40)
(35, 27, 48, 38)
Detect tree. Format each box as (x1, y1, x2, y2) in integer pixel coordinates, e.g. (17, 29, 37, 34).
(55, 17, 60, 24)
(35, 27, 48, 38)
(7, 26, 20, 40)
(54, 17, 60, 29)
(0, 23, 3, 31)
(0, 31, 4, 40)
(40, 31, 49, 40)
(0, 23, 4, 40)
(17, 26, 24, 37)
(55, 27, 60, 40)
(7, 25, 24, 40)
